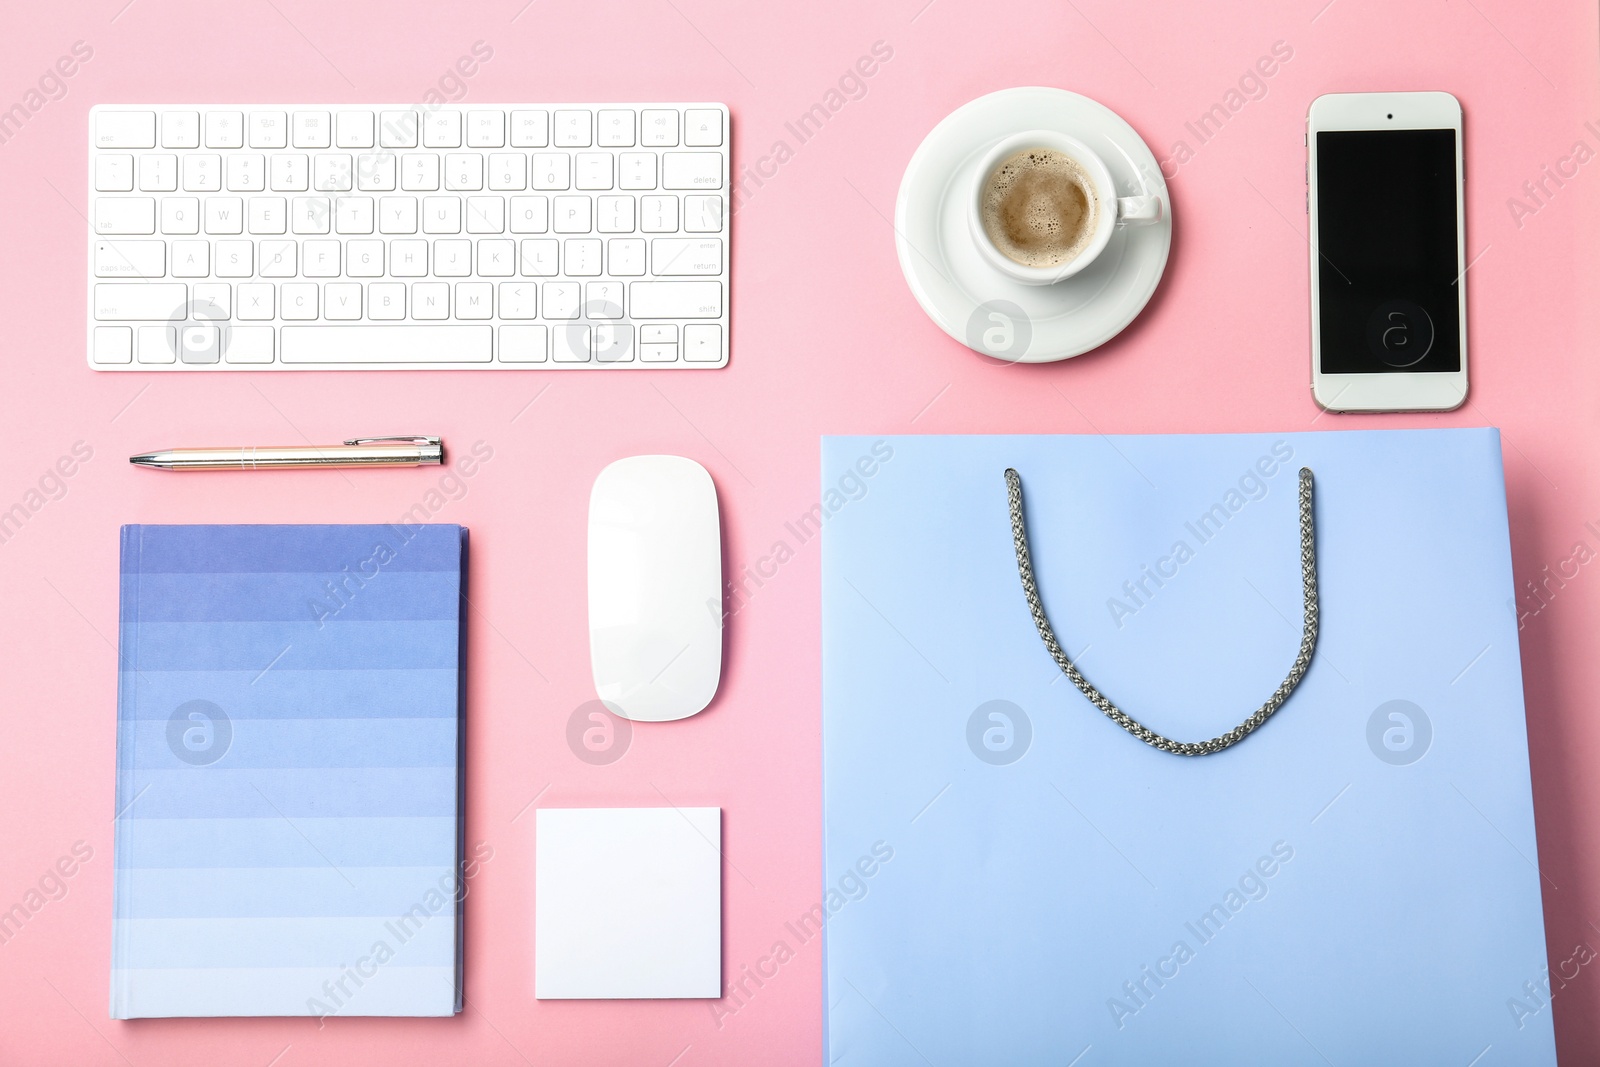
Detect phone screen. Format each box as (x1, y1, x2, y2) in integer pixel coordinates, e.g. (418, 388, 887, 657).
(1315, 129, 1461, 374)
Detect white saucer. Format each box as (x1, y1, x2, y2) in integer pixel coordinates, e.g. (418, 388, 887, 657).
(894, 87, 1173, 362)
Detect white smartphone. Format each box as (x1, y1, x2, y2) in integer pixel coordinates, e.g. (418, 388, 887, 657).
(1308, 91, 1467, 412)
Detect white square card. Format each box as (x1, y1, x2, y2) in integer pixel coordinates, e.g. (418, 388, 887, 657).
(535, 806, 722, 999)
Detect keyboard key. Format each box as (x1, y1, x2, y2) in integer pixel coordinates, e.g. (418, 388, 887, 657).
(138, 154, 177, 191)
(205, 111, 244, 148)
(510, 196, 549, 233)
(281, 282, 318, 319)
(434, 239, 471, 277)
(641, 109, 679, 147)
(510, 110, 549, 147)
(336, 111, 375, 148)
(179, 324, 220, 363)
(216, 241, 253, 277)
(95, 198, 156, 235)
(324, 281, 363, 319)
(608, 238, 645, 276)
(629, 281, 721, 318)
(423, 196, 462, 234)
(543, 281, 579, 318)
(478, 239, 515, 276)
(683, 195, 723, 233)
(160, 111, 199, 149)
(402, 153, 441, 191)
(96, 111, 156, 149)
(293, 111, 331, 148)
(357, 153, 397, 190)
(455, 282, 492, 319)
(467, 111, 504, 147)
(335, 197, 375, 234)
(314, 154, 353, 192)
(192, 282, 230, 318)
(445, 154, 484, 191)
(552, 322, 590, 361)
(270, 154, 309, 191)
(564, 239, 601, 276)
(466, 197, 504, 234)
(684, 109, 723, 146)
(498, 282, 537, 318)
(368, 283, 406, 319)
(379, 111, 419, 148)
(302, 239, 342, 277)
(347, 240, 384, 277)
(379, 196, 418, 234)
(291, 196, 331, 235)
(552, 196, 591, 233)
(593, 323, 634, 363)
(250, 111, 288, 148)
(389, 239, 428, 277)
(224, 325, 274, 363)
(651, 238, 722, 276)
(423, 111, 462, 148)
(412, 281, 449, 319)
(684, 323, 721, 361)
(663, 152, 722, 190)
(641, 342, 678, 363)
(281, 324, 493, 362)
(640, 195, 678, 232)
(597, 196, 635, 233)
(94, 326, 134, 364)
(138, 325, 177, 363)
(586, 281, 623, 317)
(204, 197, 243, 235)
(182, 154, 221, 191)
(259, 240, 296, 277)
(248, 197, 288, 235)
(576, 153, 613, 190)
(531, 153, 570, 190)
(237, 282, 275, 319)
(519, 239, 558, 276)
(95, 155, 134, 192)
(554, 110, 592, 147)
(500, 324, 547, 361)
(226, 154, 266, 191)
(171, 241, 209, 277)
(597, 110, 636, 147)
(488, 154, 526, 191)
(619, 153, 657, 190)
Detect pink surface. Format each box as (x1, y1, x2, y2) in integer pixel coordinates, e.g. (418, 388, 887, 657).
(1, 0, 1598, 1062)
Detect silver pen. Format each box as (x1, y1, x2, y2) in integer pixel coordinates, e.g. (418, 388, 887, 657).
(130, 436, 444, 471)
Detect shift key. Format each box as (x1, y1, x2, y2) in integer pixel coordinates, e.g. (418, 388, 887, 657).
(94, 283, 187, 320)
(629, 281, 721, 318)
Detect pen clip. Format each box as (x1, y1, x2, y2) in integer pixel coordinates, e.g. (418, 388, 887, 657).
(343, 436, 443, 447)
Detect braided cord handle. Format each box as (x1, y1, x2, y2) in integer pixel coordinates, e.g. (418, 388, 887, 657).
(1004, 466, 1319, 756)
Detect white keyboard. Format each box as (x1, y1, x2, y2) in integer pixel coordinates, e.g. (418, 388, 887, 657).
(87, 103, 729, 371)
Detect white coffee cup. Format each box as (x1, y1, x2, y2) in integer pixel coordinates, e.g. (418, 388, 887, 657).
(970, 129, 1163, 284)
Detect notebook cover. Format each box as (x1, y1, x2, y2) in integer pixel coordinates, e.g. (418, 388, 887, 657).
(111, 524, 467, 1019)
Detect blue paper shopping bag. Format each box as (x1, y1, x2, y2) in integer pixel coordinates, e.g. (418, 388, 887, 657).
(821, 429, 1553, 1066)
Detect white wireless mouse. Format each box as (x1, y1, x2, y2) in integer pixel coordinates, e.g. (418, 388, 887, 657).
(588, 455, 723, 721)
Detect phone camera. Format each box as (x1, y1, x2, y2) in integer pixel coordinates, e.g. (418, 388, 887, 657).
(1386, 113, 1393, 119)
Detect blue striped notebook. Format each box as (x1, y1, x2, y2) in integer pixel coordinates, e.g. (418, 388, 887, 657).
(112, 524, 467, 1019)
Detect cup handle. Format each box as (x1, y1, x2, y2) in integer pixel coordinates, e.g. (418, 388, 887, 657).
(1115, 195, 1163, 226)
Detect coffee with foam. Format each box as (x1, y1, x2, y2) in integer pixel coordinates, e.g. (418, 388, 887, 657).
(980, 148, 1099, 269)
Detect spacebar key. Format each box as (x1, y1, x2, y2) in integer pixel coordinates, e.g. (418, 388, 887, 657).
(280, 325, 493, 364)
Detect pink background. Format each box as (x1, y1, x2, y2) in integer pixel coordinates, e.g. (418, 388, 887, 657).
(2, 0, 1598, 1062)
